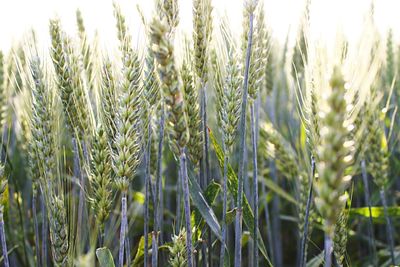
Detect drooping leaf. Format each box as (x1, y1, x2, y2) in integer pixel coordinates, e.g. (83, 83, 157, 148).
(193, 180, 221, 226)
(95, 247, 115, 267)
(210, 129, 271, 265)
(188, 171, 222, 241)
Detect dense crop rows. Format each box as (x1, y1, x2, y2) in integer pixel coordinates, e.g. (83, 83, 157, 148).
(0, 0, 398, 266)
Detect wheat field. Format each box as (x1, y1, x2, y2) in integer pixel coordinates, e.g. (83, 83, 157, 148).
(0, 0, 398, 266)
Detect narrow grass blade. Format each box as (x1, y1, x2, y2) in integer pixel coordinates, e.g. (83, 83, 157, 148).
(188, 169, 222, 241)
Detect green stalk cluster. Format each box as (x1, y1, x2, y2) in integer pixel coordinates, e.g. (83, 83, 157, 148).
(29, 57, 57, 183)
(49, 19, 93, 139)
(314, 66, 354, 237)
(75, 9, 94, 93)
(297, 171, 315, 237)
(193, 0, 213, 82)
(89, 125, 113, 232)
(113, 50, 143, 191)
(65, 39, 94, 139)
(151, 15, 193, 267)
(150, 18, 189, 156)
(292, 0, 310, 80)
(211, 49, 225, 132)
(113, 3, 132, 58)
(260, 121, 299, 179)
(48, 195, 69, 266)
(29, 57, 69, 267)
(100, 59, 118, 145)
(49, 19, 74, 131)
(333, 207, 349, 266)
(248, 1, 268, 100)
(168, 228, 187, 267)
(223, 52, 242, 152)
(142, 47, 161, 149)
(366, 112, 389, 189)
(181, 61, 202, 166)
(161, 0, 179, 30)
(307, 86, 320, 157)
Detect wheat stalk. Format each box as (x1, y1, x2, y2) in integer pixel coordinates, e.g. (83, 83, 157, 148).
(235, 1, 257, 266)
(150, 16, 194, 267)
(212, 33, 242, 265)
(112, 5, 143, 266)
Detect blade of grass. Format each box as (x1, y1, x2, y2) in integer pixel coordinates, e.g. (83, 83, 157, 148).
(189, 173, 222, 241)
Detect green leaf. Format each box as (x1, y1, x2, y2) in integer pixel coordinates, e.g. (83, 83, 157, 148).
(194, 180, 221, 226)
(188, 171, 222, 241)
(132, 234, 152, 267)
(210, 129, 272, 266)
(349, 206, 400, 223)
(95, 247, 115, 267)
(263, 178, 297, 204)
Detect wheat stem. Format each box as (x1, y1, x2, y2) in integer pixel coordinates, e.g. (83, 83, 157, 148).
(125, 229, 131, 267)
(219, 149, 228, 266)
(144, 121, 152, 267)
(324, 233, 333, 267)
(261, 181, 274, 265)
(32, 187, 41, 267)
(299, 156, 315, 267)
(179, 149, 193, 267)
(250, 101, 259, 267)
(235, 3, 256, 267)
(199, 83, 212, 265)
(176, 166, 182, 234)
(379, 188, 395, 265)
(360, 159, 377, 265)
(153, 104, 165, 266)
(72, 137, 85, 252)
(155, 104, 165, 246)
(118, 191, 127, 267)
